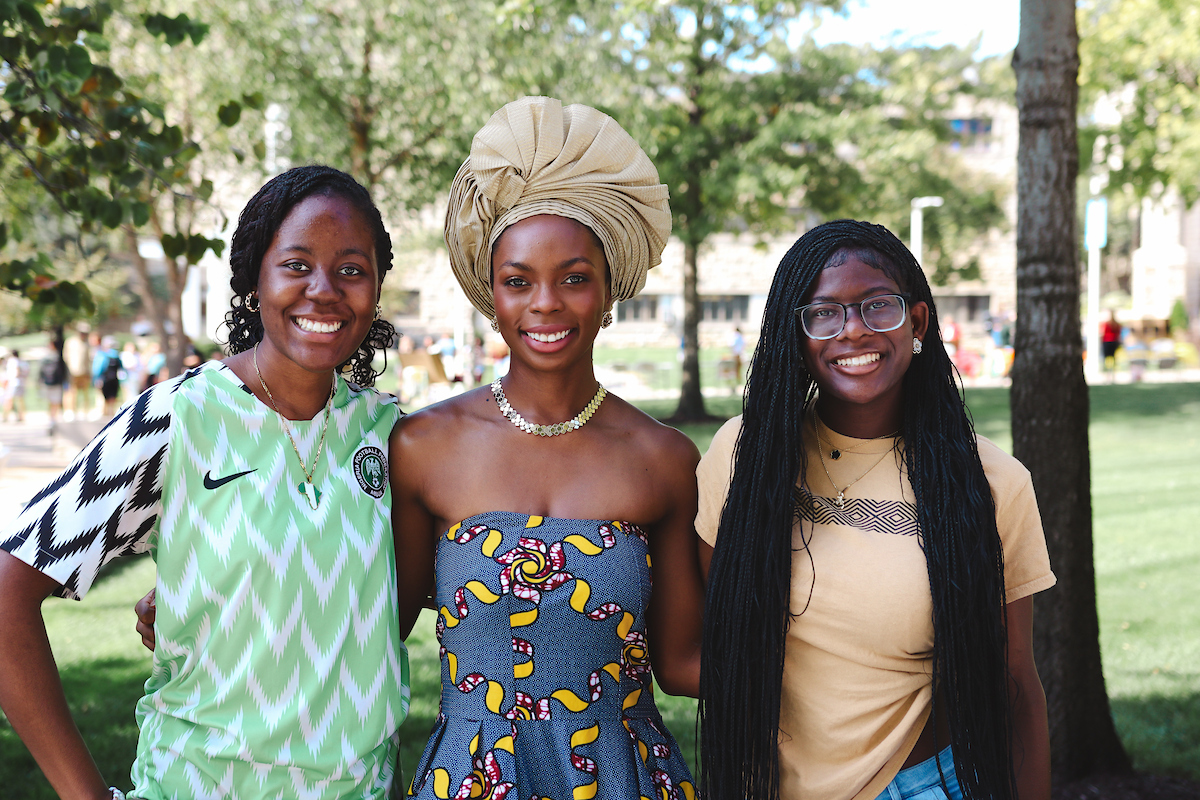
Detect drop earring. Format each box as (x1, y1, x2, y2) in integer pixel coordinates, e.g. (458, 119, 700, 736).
(601, 311, 614, 329)
(244, 292, 260, 313)
(912, 338, 923, 355)
(490, 318, 500, 333)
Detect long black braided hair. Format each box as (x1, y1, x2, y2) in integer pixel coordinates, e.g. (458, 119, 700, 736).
(224, 165, 395, 387)
(699, 219, 1014, 800)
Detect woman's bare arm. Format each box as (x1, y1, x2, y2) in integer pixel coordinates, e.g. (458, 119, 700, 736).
(390, 416, 437, 640)
(1006, 595, 1051, 800)
(0, 550, 113, 800)
(645, 432, 704, 698)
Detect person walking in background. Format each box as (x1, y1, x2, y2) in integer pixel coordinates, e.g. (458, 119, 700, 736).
(1101, 310, 1122, 379)
(91, 335, 122, 418)
(39, 340, 67, 434)
(2, 349, 27, 423)
(62, 325, 91, 420)
(731, 326, 746, 384)
(698, 220, 1054, 800)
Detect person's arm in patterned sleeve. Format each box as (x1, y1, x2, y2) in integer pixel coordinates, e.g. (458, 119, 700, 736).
(0, 378, 175, 799)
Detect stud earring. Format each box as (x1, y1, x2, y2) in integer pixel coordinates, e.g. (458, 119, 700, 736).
(490, 318, 500, 333)
(912, 338, 923, 355)
(601, 311, 614, 329)
(244, 292, 260, 313)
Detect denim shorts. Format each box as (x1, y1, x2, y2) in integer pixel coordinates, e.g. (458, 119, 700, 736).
(873, 746, 962, 800)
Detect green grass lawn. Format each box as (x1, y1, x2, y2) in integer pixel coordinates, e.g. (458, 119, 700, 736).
(2, 382, 1198, 796)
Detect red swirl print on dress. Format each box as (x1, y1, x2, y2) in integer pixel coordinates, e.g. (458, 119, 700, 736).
(495, 537, 574, 603)
(505, 691, 553, 721)
(454, 750, 513, 800)
(622, 630, 652, 684)
(454, 524, 492, 543)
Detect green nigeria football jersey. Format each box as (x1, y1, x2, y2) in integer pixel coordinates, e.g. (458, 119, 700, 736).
(2, 361, 409, 799)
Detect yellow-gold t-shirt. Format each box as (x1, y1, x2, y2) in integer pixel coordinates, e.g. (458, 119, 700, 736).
(695, 414, 1056, 800)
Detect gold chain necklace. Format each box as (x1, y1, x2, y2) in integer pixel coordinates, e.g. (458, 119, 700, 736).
(814, 412, 898, 460)
(491, 377, 606, 436)
(813, 415, 895, 510)
(254, 344, 336, 510)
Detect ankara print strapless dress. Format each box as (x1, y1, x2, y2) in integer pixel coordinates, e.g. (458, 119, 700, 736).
(408, 511, 696, 800)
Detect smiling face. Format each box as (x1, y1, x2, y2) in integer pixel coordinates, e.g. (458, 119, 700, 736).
(253, 194, 380, 377)
(490, 214, 611, 370)
(799, 250, 929, 437)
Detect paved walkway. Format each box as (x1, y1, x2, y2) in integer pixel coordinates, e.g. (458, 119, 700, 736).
(0, 412, 106, 508)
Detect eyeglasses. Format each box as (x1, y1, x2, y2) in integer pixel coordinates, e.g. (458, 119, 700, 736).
(794, 294, 909, 340)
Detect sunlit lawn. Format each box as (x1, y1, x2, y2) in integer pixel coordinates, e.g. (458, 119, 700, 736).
(2, 381, 1197, 796)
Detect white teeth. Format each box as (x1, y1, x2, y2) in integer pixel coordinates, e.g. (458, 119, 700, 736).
(295, 318, 343, 334)
(835, 353, 880, 367)
(527, 330, 570, 343)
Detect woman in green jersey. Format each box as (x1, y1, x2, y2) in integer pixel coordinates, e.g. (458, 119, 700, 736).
(0, 166, 409, 799)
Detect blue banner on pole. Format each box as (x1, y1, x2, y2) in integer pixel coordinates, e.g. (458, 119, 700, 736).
(1085, 197, 1108, 250)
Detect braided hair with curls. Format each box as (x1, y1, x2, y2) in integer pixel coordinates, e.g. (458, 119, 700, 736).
(699, 220, 1014, 800)
(224, 165, 395, 387)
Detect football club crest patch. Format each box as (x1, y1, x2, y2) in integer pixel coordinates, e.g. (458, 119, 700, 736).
(353, 446, 387, 498)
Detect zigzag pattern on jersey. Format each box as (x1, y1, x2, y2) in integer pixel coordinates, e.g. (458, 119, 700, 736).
(793, 487, 920, 537)
(1, 366, 201, 599)
(128, 364, 407, 799)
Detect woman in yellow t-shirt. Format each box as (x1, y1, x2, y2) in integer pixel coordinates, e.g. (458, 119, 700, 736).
(696, 220, 1054, 800)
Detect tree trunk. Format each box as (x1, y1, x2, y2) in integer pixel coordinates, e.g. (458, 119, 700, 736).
(673, 240, 708, 420)
(1012, 0, 1130, 782)
(124, 226, 168, 346)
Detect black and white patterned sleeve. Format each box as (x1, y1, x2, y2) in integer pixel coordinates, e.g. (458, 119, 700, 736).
(1, 373, 182, 600)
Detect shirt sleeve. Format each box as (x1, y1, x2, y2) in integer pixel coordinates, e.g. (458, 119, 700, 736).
(977, 437, 1057, 603)
(0, 375, 179, 600)
(695, 416, 743, 548)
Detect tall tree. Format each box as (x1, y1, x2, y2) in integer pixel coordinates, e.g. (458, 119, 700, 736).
(610, 2, 1010, 419)
(1078, 0, 1200, 205)
(1012, 0, 1130, 782)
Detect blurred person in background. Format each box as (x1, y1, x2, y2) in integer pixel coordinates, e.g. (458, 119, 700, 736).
(62, 325, 91, 420)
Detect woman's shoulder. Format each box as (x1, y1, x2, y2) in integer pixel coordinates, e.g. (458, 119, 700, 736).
(390, 386, 489, 443)
(601, 394, 701, 467)
(975, 434, 1034, 494)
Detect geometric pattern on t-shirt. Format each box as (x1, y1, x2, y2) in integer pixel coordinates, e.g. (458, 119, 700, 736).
(793, 488, 920, 537)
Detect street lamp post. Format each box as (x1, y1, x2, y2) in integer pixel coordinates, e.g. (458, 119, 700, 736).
(910, 196, 944, 271)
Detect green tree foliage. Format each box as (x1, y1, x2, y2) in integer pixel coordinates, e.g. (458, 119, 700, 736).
(603, 1, 1010, 419)
(0, 0, 232, 330)
(1079, 0, 1200, 204)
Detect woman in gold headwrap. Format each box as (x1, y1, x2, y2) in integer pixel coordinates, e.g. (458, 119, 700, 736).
(392, 97, 703, 800)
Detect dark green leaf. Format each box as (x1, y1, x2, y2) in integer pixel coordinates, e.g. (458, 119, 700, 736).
(197, 178, 214, 201)
(100, 199, 124, 228)
(217, 101, 242, 127)
(130, 201, 151, 227)
(186, 233, 211, 264)
(65, 44, 92, 79)
(241, 91, 265, 110)
(161, 233, 185, 259)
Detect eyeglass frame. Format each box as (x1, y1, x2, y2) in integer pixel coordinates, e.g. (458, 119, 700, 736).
(793, 293, 912, 340)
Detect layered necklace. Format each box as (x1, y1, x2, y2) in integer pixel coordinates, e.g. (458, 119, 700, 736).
(813, 414, 898, 510)
(254, 344, 336, 510)
(491, 377, 607, 436)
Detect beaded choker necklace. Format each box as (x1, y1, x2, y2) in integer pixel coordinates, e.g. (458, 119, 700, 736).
(491, 377, 606, 436)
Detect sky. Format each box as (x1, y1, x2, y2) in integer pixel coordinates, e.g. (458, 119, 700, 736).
(804, 0, 1021, 58)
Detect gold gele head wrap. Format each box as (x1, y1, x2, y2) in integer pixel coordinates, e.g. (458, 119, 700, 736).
(444, 96, 672, 318)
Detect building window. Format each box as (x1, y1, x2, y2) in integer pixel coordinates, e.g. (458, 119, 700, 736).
(701, 295, 749, 322)
(617, 295, 658, 322)
(390, 290, 420, 317)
